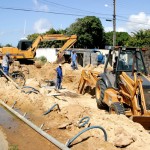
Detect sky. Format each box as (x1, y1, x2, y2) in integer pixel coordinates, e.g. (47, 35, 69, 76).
(0, 0, 150, 46)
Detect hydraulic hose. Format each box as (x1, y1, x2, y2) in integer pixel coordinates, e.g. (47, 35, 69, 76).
(78, 116, 90, 128)
(43, 103, 60, 115)
(66, 125, 107, 147)
(22, 86, 39, 94)
(0, 100, 70, 150)
(25, 90, 39, 94)
(22, 86, 39, 92)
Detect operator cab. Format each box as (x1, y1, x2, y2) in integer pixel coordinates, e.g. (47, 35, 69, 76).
(17, 40, 32, 51)
(116, 47, 147, 75)
(104, 47, 148, 88)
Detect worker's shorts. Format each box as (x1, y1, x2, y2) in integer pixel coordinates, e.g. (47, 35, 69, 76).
(2, 66, 9, 75)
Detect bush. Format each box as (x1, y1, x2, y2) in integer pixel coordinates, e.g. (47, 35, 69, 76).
(34, 56, 47, 63)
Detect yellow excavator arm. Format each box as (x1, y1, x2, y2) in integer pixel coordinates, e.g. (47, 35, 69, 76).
(28, 34, 77, 58)
(0, 34, 77, 60)
(57, 35, 77, 58)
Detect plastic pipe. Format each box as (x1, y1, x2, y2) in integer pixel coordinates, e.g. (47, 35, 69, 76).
(0, 100, 70, 150)
(78, 116, 90, 128)
(43, 103, 60, 115)
(66, 125, 107, 147)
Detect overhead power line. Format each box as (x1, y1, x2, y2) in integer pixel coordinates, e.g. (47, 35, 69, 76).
(0, 6, 150, 26)
(39, 0, 112, 17)
(0, 6, 111, 20)
(0, 6, 84, 17)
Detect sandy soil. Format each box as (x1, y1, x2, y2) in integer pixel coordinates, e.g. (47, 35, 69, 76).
(0, 128, 8, 150)
(0, 62, 150, 150)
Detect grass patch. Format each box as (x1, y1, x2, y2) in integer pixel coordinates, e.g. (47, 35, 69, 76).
(9, 145, 18, 150)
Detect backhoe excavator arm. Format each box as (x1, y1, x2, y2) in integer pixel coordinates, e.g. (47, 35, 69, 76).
(57, 35, 77, 59)
(27, 34, 77, 59)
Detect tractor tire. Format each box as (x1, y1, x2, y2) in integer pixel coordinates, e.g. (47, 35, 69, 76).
(95, 79, 107, 109)
(109, 102, 125, 115)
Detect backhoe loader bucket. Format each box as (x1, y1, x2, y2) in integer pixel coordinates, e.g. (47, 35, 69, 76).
(132, 116, 150, 130)
(56, 54, 65, 64)
(78, 69, 99, 94)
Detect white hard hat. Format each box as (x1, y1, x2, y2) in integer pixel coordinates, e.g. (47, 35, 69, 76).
(6, 52, 10, 56)
(59, 64, 62, 66)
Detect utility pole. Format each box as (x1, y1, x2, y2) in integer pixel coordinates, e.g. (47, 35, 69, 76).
(112, 0, 116, 66)
(113, 0, 116, 47)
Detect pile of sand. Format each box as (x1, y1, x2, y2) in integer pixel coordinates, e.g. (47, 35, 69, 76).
(0, 63, 150, 150)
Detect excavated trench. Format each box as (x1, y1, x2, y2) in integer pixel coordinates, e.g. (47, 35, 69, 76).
(0, 105, 59, 150)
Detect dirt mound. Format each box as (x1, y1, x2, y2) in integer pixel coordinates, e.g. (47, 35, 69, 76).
(0, 63, 150, 150)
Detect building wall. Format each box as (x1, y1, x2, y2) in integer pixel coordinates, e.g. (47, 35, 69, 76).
(36, 48, 57, 63)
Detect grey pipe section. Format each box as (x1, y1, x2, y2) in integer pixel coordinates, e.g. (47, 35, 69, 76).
(43, 103, 60, 115)
(0, 100, 70, 150)
(78, 116, 90, 128)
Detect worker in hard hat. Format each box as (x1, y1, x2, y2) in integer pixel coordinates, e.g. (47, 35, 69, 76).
(55, 64, 63, 89)
(2, 52, 12, 75)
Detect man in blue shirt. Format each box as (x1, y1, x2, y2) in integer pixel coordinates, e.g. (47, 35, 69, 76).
(97, 53, 105, 65)
(56, 64, 63, 89)
(71, 51, 78, 70)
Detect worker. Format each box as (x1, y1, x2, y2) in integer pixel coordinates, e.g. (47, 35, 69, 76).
(97, 52, 105, 65)
(71, 51, 78, 70)
(2, 52, 11, 75)
(56, 64, 63, 90)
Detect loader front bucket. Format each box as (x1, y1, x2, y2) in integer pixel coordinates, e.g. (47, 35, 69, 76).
(132, 116, 150, 130)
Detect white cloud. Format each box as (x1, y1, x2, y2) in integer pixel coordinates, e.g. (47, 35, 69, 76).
(104, 27, 112, 32)
(32, 0, 49, 11)
(127, 12, 150, 32)
(104, 26, 126, 32)
(117, 27, 126, 32)
(104, 12, 150, 33)
(34, 19, 52, 33)
(104, 4, 108, 7)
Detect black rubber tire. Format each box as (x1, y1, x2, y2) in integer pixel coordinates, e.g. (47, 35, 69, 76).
(11, 71, 26, 87)
(95, 79, 107, 109)
(109, 102, 125, 115)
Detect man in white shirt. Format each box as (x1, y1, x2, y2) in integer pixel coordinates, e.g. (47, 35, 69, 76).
(2, 52, 11, 75)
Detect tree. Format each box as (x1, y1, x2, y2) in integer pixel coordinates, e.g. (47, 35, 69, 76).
(4, 44, 12, 47)
(27, 33, 40, 41)
(105, 31, 131, 46)
(128, 29, 150, 48)
(66, 16, 105, 48)
(27, 28, 66, 48)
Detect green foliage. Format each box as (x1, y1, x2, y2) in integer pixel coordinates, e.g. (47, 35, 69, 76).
(24, 17, 150, 49)
(27, 33, 40, 41)
(9, 145, 18, 150)
(35, 56, 47, 63)
(105, 31, 131, 46)
(27, 28, 67, 48)
(66, 16, 105, 48)
(128, 29, 150, 48)
(4, 44, 13, 47)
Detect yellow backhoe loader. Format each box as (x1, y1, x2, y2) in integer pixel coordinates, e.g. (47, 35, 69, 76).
(95, 47, 150, 129)
(0, 34, 77, 62)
